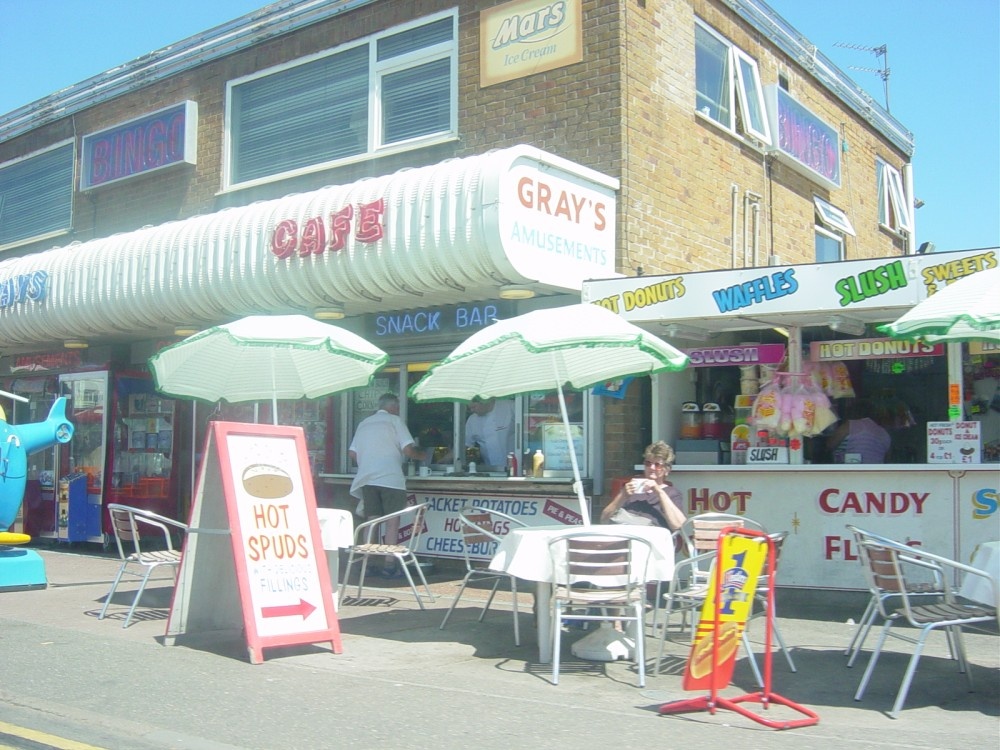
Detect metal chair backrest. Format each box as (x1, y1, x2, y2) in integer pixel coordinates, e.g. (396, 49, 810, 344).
(550, 531, 652, 593)
(458, 507, 525, 567)
(858, 537, 955, 623)
(681, 512, 766, 557)
(355, 502, 429, 550)
(107, 502, 182, 558)
(848, 526, 939, 606)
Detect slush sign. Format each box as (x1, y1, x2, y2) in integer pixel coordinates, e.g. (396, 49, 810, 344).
(81, 101, 198, 189)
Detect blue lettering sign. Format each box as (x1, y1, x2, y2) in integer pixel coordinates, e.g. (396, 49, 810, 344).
(369, 302, 510, 340)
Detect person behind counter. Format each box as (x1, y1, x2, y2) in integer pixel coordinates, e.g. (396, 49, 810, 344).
(601, 441, 686, 531)
(349, 393, 427, 577)
(826, 398, 891, 463)
(465, 396, 515, 467)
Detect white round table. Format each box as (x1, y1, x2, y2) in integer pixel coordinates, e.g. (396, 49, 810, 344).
(489, 524, 675, 663)
(316, 508, 355, 609)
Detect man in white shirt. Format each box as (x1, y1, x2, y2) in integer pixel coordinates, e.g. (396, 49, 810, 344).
(349, 393, 426, 575)
(465, 396, 515, 467)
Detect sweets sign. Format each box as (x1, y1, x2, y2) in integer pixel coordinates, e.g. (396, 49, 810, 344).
(165, 421, 341, 664)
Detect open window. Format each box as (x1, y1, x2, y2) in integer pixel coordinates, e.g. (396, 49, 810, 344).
(814, 197, 854, 263)
(877, 158, 913, 235)
(695, 20, 772, 146)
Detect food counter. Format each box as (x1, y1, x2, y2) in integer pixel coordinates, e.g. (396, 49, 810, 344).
(320, 473, 592, 560)
(581, 249, 999, 592)
(668, 463, 998, 591)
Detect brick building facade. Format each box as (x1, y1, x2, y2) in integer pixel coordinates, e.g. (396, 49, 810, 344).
(0, 0, 915, 524)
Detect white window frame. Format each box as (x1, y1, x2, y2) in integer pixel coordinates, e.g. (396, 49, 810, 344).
(224, 10, 457, 190)
(815, 225, 844, 263)
(373, 18, 457, 150)
(695, 20, 772, 146)
(0, 139, 75, 250)
(877, 158, 913, 234)
(814, 196, 856, 236)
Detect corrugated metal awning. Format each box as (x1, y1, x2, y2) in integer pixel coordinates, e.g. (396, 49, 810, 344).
(0, 145, 619, 350)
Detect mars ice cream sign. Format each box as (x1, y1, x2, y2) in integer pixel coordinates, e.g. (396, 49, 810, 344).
(496, 153, 619, 290)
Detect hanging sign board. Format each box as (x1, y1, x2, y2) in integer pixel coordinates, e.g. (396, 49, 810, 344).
(165, 421, 341, 663)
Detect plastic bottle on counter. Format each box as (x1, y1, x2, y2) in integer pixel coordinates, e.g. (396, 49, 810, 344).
(468, 461, 477, 474)
(532, 449, 545, 477)
(523, 449, 532, 477)
(506, 452, 518, 477)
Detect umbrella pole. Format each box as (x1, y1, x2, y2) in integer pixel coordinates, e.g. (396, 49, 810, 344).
(270, 349, 278, 425)
(556, 383, 591, 526)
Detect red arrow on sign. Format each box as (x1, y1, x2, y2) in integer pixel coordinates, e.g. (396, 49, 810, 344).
(261, 599, 316, 620)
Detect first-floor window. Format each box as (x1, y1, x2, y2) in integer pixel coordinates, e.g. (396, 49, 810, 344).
(815, 226, 844, 263)
(877, 158, 913, 234)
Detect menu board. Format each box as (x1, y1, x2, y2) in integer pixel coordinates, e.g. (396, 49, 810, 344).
(927, 421, 981, 464)
(541, 422, 584, 472)
(166, 421, 341, 663)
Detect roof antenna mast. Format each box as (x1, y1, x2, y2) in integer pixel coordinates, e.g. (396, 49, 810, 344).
(834, 42, 890, 112)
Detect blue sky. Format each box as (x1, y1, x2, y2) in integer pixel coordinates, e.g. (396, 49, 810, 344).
(2, 0, 997, 252)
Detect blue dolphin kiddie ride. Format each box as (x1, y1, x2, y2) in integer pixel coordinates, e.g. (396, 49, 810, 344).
(0, 392, 75, 589)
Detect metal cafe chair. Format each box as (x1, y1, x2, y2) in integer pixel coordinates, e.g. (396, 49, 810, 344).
(853, 534, 997, 718)
(548, 531, 653, 687)
(844, 524, 950, 667)
(99, 503, 187, 628)
(339, 502, 435, 610)
(440, 507, 526, 645)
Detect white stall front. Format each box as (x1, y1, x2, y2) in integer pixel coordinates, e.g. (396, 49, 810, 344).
(583, 249, 999, 589)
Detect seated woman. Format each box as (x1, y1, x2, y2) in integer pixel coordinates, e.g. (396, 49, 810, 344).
(601, 440, 686, 531)
(826, 398, 891, 463)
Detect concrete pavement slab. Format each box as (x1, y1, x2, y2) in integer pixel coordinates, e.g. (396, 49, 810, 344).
(0, 546, 996, 749)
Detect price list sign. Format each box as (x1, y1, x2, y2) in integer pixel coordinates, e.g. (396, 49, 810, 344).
(927, 421, 981, 464)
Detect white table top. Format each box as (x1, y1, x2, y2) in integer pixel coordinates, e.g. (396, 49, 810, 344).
(316, 508, 354, 551)
(960, 540, 1000, 611)
(488, 523, 675, 583)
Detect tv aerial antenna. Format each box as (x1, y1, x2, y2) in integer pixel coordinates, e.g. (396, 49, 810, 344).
(835, 42, 890, 112)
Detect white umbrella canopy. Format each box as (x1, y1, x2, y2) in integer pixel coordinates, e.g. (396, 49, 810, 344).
(149, 314, 389, 424)
(878, 266, 1000, 343)
(408, 303, 690, 525)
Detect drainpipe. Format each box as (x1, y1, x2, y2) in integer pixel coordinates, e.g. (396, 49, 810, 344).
(731, 184, 740, 268)
(744, 191, 763, 267)
(903, 163, 916, 254)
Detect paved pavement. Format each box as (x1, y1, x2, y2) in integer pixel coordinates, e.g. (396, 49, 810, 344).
(0, 544, 997, 749)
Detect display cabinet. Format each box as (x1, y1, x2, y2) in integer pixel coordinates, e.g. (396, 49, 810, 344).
(276, 399, 330, 478)
(50, 372, 108, 542)
(107, 375, 177, 521)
